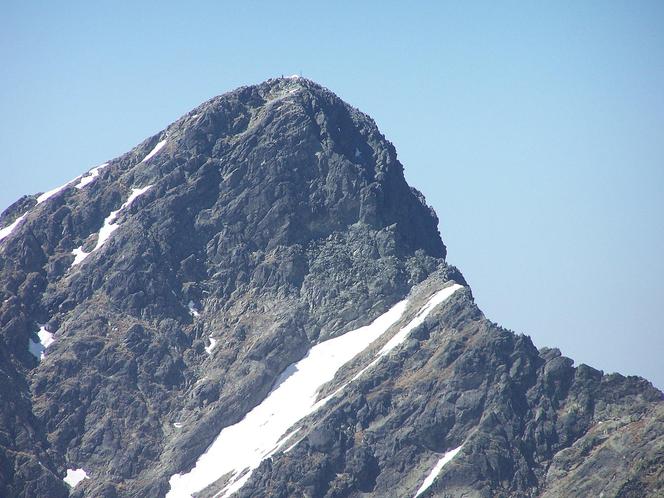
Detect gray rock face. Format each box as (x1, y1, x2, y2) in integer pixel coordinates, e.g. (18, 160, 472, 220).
(0, 77, 662, 498)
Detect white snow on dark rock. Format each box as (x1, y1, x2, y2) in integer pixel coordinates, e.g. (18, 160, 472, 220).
(167, 284, 462, 498)
(75, 163, 107, 189)
(413, 445, 463, 497)
(140, 140, 167, 163)
(63, 468, 88, 488)
(28, 325, 55, 361)
(0, 214, 27, 243)
(204, 336, 217, 355)
(70, 185, 152, 267)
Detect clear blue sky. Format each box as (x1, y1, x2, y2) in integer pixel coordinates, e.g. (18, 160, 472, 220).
(2, 1, 663, 388)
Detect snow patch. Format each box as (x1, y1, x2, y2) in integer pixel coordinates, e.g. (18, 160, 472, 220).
(75, 163, 107, 189)
(173, 422, 184, 428)
(68, 185, 152, 268)
(0, 214, 27, 243)
(166, 283, 463, 498)
(378, 284, 462, 357)
(320, 284, 464, 403)
(36, 177, 79, 204)
(188, 301, 200, 317)
(140, 140, 167, 163)
(38, 326, 55, 349)
(28, 325, 55, 360)
(37, 161, 107, 203)
(94, 185, 152, 251)
(71, 246, 90, 266)
(204, 336, 217, 355)
(64, 468, 88, 488)
(166, 296, 409, 498)
(413, 445, 463, 497)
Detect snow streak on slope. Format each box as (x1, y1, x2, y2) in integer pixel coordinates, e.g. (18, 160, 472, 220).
(38, 159, 109, 201)
(75, 163, 107, 189)
(0, 214, 26, 243)
(95, 186, 152, 249)
(378, 284, 463, 356)
(140, 140, 167, 163)
(167, 298, 408, 498)
(2, 163, 108, 247)
(316, 283, 465, 407)
(70, 186, 152, 266)
(167, 283, 463, 498)
(279, 284, 464, 458)
(413, 445, 463, 497)
(36, 177, 80, 204)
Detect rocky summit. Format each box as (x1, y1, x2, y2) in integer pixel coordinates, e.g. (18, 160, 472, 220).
(0, 77, 662, 498)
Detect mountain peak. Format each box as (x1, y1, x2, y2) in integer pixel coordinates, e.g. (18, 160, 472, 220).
(0, 81, 661, 498)
(3, 77, 446, 261)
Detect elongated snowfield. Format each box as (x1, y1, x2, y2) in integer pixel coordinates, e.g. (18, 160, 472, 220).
(2, 162, 109, 247)
(0, 214, 26, 243)
(167, 283, 463, 498)
(95, 185, 152, 250)
(315, 283, 464, 408)
(140, 139, 167, 163)
(75, 163, 107, 189)
(379, 284, 462, 356)
(70, 185, 152, 267)
(413, 445, 463, 497)
(36, 178, 79, 204)
(167, 298, 408, 498)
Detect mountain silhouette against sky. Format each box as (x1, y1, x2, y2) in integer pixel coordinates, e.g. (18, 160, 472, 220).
(0, 77, 662, 498)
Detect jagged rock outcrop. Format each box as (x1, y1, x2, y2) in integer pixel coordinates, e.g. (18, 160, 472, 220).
(0, 77, 662, 498)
